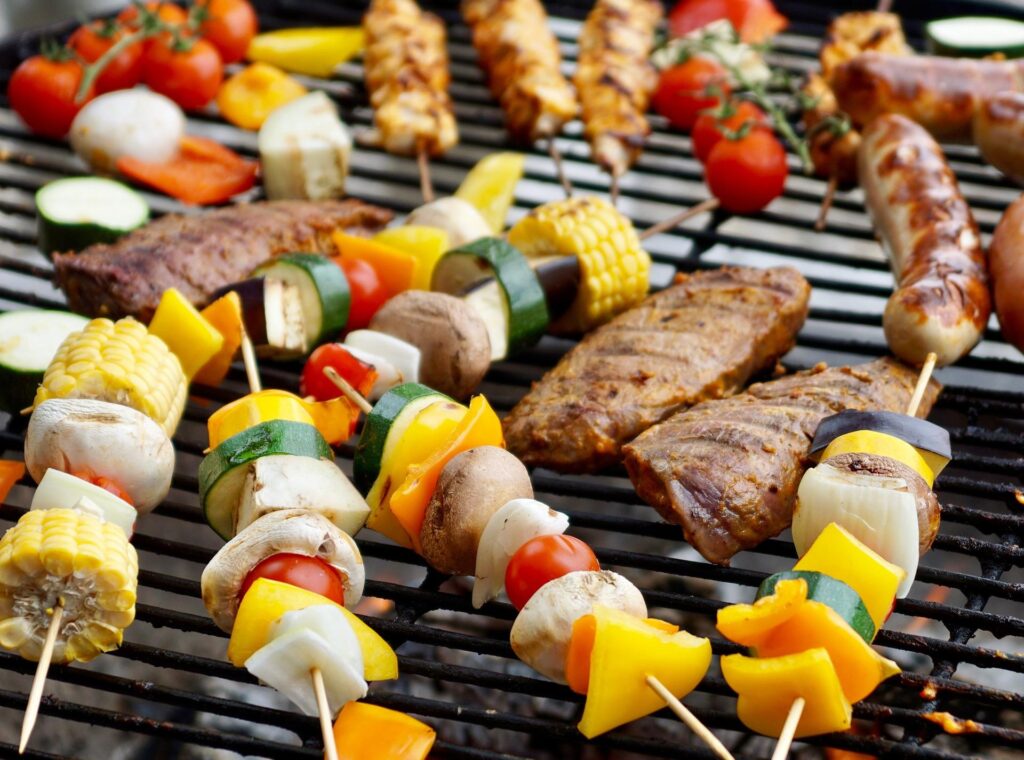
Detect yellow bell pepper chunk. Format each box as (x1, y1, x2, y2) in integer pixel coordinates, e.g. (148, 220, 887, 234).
(333, 231, 418, 298)
(455, 152, 525, 233)
(366, 399, 468, 548)
(228, 578, 397, 680)
(575, 605, 711, 739)
(721, 649, 852, 738)
(149, 287, 224, 381)
(208, 390, 316, 450)
(246, 27, 365, 78)
(373, 226, 450, 291)
(389, 395, 503, 553)
(195, 292, 243, 387)
(216, 63, 307, 131)
(716, 578, 808, 647)
(821, 430, 935, 486)
(332, 702, 435, 760)
(795, 523, 904, 630)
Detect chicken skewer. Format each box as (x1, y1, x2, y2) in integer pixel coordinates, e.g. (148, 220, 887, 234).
(363, 0, 459, 202)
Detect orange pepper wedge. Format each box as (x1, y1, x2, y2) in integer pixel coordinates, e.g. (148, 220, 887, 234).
(716, 577, 808, 649)
(0, 460, 26, 504)
(389, 395, 503, 553)
(332, 701, 435, 760)
(332, 231, 418, 298)
(195, 291, 244, 387)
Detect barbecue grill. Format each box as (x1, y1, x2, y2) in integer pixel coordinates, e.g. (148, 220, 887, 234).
(0, 0, 1021, 757)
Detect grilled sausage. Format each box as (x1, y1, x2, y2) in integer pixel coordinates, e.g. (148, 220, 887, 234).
(833, 53, 1024, 143)
(973, 92, 1024, 187)
(858, 114, 991, 367)
(987, 194, 1024, 354)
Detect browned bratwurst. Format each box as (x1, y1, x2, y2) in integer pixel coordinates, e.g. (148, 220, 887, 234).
(987, 194, 1024, 354)
(832, 53, 1024, 143)
(973, 92, 1024, 187)
(858, 114, 991, 367)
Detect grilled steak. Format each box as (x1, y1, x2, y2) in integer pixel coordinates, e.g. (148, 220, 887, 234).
(623, 358, 941, 565)
(503, 266, 811, 473)
(53, 199, 393, 321)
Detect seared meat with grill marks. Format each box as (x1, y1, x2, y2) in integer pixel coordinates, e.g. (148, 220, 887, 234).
(623, 358, 941, 565)
(53, 199, 392, 321)
(503, 266, 811, 473)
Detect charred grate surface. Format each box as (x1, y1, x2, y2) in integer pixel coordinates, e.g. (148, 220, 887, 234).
(0, 0, 1022, 758)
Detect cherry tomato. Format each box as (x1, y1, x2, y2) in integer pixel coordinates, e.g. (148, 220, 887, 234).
(144, 36, 224, 110)
(301, 343, 378, 402)
(704, 128, 788, 214)
(337, 257, 389, 332)
(691, 100, 768, 164)
(239, 553, 346, 605)
(71, 470, 134, 506)
(197, 0, 258, 64)
(505, 535, 600, 610)
(117, 2, 190, 27)
(7, 55, 91, 138)
(652, 58, 730, 132)
(69, 22, 144, 94)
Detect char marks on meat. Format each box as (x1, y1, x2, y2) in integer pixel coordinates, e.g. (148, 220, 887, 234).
(53, 200, 393, 321)
(503, 266, 811, 473)
(622, 358, 941, 565)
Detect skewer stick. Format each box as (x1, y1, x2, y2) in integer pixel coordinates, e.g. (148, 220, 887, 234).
(645, 676, 736, 760)
(770, 697, 805, 760)
(240, 325, 262, 394)
(639, 198, 720, 241)
(323, 366, 373, 416)
(876, 0, 894, 13)
(19, 604, 63, 754)
(311, 667, 339, 760)
(610, 170, 622, 207)
(547, 138, 574, 198)
(417, 149, 435, 204)
(814, 175, 838, 232)
(906, 352, 938, 417)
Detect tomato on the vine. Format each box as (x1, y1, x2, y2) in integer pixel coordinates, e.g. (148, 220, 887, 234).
(144, 35, 224, 110)
(505, 535, 600, 610)
(196, 0, 258, 64)
(69, 22, 144, 94)
(117, 2, 190, 28)
(239, 553, 346, 606)
(337, 256, 389, 332)
(7, 55, 92, 138)
(691, 100, 768, 164)
(652, 58, 730, 132)
(704, 128, 788, 213)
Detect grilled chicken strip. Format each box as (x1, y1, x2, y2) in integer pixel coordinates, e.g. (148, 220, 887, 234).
(53, 200, 393, 321)
(574, 0, 662, 178)
(503, 267, 811, 474)
(462, 0, 578, 143)
(623, 358, 941, 565)
(363, 0, 458, 156)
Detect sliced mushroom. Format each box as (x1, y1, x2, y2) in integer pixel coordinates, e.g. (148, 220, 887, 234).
(405, 197, 492, 249)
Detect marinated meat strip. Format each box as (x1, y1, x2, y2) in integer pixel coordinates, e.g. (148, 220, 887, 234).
(53, 199, 392, 321)
(623, 358, 941, 565)
(503, 266, 811, 473)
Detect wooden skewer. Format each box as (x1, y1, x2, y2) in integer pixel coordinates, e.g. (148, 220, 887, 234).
(645, 675, 736, 760)
(770, 697, 805, 760)
(311, 667, 339, 760)
(323, 366, 373, 416)
(814, 175, 838, 232)
(639, 198, 720, 241)
(906, 352, 938, 417)
(876, 0, 894, 13)
(19, 604, 63, 754)
(547, 138, 574, 198)
(417, 149, 435, 204)
(609, 170, 622, 207)
(240, 325, 262, 394)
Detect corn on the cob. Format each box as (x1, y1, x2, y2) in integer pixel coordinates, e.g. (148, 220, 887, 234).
(363, 0, 458, 156)
(462, 0, 578, 143)
(0, 508, 137, 664)
(574, 0, 662, 177)
(34, 317, 187, 436)
(508, 196, 649, 333)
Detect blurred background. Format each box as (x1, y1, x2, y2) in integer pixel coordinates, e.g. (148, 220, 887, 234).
(0, 1, 125, 37)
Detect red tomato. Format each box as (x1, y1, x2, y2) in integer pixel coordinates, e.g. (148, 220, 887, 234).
(197, 0, 258, 64)
(7, 56, 91, 138)
(301, 343, 378, 402)
(68, 23, 144, 93)
(691, 100, 768, 164)
(117, 2, 190, 27)
(71, 470, 134, 506)
(652, 58, 730, 132)
(505, 535, 600, 610)
(337, 257, 389, 332)
(668, 0, 788, 44)
(704, 129, 788, 214)
(239, 553, 346, 605)
(144, 36, 224, 110)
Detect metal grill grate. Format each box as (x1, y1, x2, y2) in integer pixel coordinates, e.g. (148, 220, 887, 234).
(0, 1, 1022, 758)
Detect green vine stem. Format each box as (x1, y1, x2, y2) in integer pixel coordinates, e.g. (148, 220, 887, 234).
(75, 28, 148, 102)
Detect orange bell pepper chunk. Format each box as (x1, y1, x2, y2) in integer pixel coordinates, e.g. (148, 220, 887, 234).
(716, 577, 808, 649)
(0, 460, 26, 504)
(303, 395, 359, 446)
(117, 135, 258, 206)
(195, 291, 244, 387)
(389, 395, 503, 553)
(332, 231, 418, 298)
(331, 702, 435, 760)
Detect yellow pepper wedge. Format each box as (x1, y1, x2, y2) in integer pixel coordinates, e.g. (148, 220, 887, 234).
(373, 226, 450, 291)
(148, 287, 225, 381)
(722, 649, 852, 738)
(227, 578, 397, 680)
(216, 63, 307, 131)
(332, 702, 436, 760)
(333, 231, 418, 298)
(195, 291, 243, 387)
(208, 390, 316, 450)
(716, 578, 808, 647)
(389, 395, 503, 553)
(246, 27, 365, 78)
(821, 430, 935, 486)
(455, 152, 525, 233)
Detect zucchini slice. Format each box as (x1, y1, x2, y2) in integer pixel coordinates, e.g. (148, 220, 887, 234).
(926, 16, 1024, 59)
(0, 309, 89, 413)
(254, 253, 350, 353)
(36, 177, 149, 255)
(757, 570, 876, 644)
(199, 419, 333, 539)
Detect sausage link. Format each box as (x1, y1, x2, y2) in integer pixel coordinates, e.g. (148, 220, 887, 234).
(858, 114, 991, 367)
(988, 194, 1024, 354)
(973, 91, 1024, 187)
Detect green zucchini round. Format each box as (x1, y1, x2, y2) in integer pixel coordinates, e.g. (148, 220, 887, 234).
(254, 253, 351, 351)
(756, 570, 876, 644)
(0, 309, 89, 413)
(36, 177, 149, 255)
